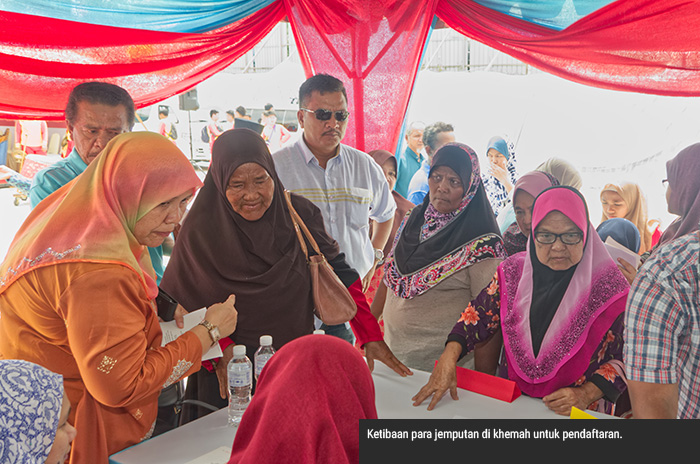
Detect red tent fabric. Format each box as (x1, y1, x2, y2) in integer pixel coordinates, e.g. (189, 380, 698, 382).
(0, 2, 285, 119)
(438, 0, 700, 97)
(285, 0, 438, 151)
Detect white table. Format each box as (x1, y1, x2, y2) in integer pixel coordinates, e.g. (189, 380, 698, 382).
(109, 407, 234, 464)
(110, 362, 604, 463)
(372, 361, 565, 420)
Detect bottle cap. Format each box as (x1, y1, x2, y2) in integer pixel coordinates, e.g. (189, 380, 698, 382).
(233, 345, 246, 357)
(259, 335, 272, 346)
(313, 329, 325, 335)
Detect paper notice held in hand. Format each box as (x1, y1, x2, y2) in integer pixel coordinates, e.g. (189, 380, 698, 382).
(604, 236, 642, 269)
(160, 308, 223, 361)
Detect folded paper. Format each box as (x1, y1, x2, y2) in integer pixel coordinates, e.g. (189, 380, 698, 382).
(436, 361, 521, 403)
(160, 308, 223, 361)
(570, 406, 597, 419)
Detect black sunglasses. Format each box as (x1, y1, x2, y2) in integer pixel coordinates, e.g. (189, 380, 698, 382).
(301, 108, 350, 122)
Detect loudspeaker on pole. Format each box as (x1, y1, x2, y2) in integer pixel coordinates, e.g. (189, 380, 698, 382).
(179, 88, 199, 111)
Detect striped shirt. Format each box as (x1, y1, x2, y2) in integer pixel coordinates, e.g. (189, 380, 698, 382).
(273, 137, 395, 277)
(624, 231, 700, 418)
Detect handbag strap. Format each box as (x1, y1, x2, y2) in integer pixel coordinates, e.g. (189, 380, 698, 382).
(284, 190, 324, 259)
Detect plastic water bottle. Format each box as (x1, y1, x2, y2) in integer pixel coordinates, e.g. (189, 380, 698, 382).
(254, 335, 276, 382)
(227, 345, 252, 426)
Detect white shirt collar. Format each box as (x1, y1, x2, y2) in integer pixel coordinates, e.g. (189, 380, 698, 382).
(299, 133, 342, 166)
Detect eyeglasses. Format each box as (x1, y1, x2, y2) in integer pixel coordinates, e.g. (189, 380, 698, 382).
(534, 232, 583, 245)
(662, 179, 669, 187)
(301, 108, 350, 122)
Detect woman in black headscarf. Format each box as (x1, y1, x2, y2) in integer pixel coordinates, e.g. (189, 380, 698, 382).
(372, 143, 507, 372)
(161, 129, 410, 422)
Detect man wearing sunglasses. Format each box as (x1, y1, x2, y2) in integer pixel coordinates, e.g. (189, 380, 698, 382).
(273, 74, 396, 345)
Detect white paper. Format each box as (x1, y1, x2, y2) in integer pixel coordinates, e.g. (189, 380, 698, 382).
(183, 447, 232, 464)
(160, 308, 223, 361)
(604, 236, 642, 269)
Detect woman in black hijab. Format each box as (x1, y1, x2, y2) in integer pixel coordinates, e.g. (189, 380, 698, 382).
(161, 129, 410, 422)
(372, 143, 507, 372)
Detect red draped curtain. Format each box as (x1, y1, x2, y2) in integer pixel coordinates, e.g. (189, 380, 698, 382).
(285, 0, 438, 152)
(0, 2, 285, 119)
(437, 0, 700, 97)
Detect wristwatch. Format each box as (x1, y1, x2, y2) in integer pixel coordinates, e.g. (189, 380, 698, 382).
(198, 319, 221, 346)
(374, 248, 384, 262)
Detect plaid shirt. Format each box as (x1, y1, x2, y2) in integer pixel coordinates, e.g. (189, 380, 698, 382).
(624, 231, 700, 418)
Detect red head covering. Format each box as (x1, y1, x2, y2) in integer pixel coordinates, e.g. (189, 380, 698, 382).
(228, 334, 377, 464)
(0, 132, 202, 299)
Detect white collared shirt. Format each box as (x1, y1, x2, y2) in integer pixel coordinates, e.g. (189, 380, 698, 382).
(273, 135, 396, 277)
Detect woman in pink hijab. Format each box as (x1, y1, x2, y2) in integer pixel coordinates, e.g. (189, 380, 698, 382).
(413, 186, 630, 416)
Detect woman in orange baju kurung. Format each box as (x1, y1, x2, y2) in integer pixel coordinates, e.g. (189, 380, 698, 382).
(0, 132, 237, 463)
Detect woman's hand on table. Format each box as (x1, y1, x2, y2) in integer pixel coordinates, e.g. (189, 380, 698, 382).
(364, 340, 412, 377)
(542, 382, 603, 416)
(204, 294, 238, 337)
(216, 344, 235, 399)
(411, 342, 461, 410)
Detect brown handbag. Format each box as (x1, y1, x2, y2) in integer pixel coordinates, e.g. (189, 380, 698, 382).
(284, 190, 357, 325)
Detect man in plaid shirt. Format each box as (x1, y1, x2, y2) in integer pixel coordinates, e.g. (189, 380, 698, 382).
(624, 230, 700, 418)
